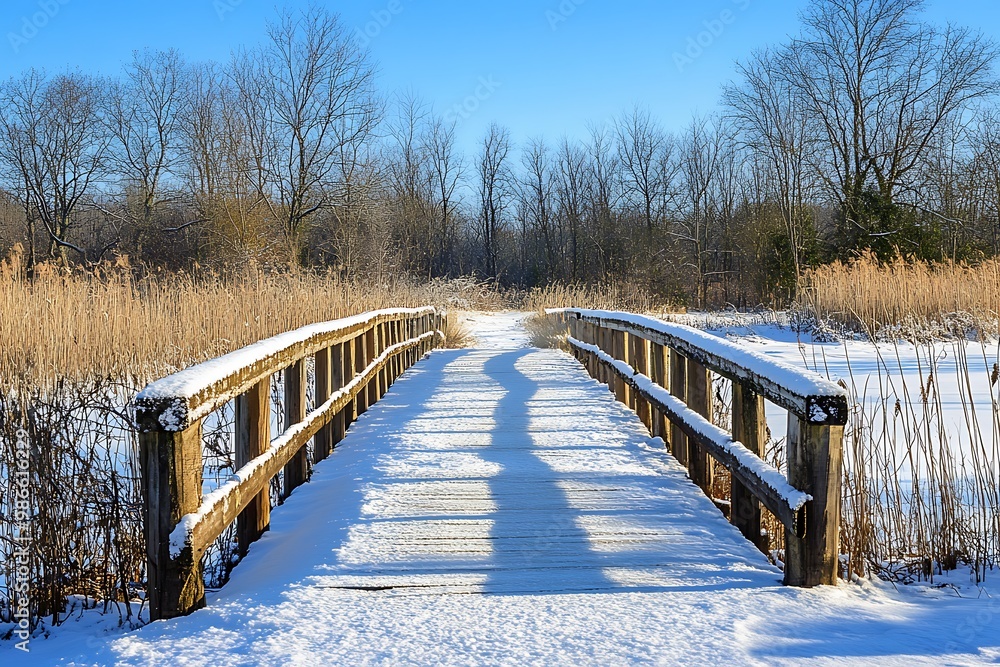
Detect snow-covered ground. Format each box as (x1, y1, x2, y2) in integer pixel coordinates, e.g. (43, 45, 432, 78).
(5, 312, 1000, 665)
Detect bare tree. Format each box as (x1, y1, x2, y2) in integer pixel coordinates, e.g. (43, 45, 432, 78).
(616, 106, 675, 243)
(555, 138, 588, 281)
(422, 114, 464, 277)
(233, 7, 380, 265)
(477, 123, 512, 279)
(520, 137, 557, 281)
(725, 47, 817, 282)
(0, 70, 111, 265)
(105, 49, 187, 235)
(786, 0, 998, 245)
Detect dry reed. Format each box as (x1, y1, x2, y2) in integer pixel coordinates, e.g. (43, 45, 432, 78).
(799, 254, 1000, 335)
(0, 256, 509, 391)
(522, 281, 677, 315)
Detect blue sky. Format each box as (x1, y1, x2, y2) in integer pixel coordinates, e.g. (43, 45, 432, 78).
(1, 0, 997, 154)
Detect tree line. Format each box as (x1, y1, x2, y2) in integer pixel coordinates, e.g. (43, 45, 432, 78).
(0, 0, 998, 307)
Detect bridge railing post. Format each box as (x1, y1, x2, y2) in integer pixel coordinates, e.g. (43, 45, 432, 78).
(282, 358, 308, 498)
(331, 342, 347, 447)
(355, 333, 369, 415)
(236, 379, 271, 556)
(686, 359, 713, 494)
(731, 382, 765, 552)
(784, 416, 844, 586)
(314, 346, 333, 463)
(669, 349, 687, 463)
(650, 342, 668, 441)
(140, 420, 205, 621)
(632, 335, 650, 429)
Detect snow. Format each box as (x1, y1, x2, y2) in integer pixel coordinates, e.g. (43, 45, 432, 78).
(461, 310, 532, 348)
(6, 313, 1000, 665)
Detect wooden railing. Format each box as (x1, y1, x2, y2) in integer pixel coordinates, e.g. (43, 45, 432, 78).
(133, 307, 445, 620)
(548, 308, 848, 587)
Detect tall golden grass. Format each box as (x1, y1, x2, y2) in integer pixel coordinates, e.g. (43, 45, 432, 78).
(0, 256, 510, 390)
(799, 254, 1000, 334)
(523, 281, 677, 314)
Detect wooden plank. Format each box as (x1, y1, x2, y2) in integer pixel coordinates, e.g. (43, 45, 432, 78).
(140, 422, 205, 621)
(236, 379, 271, 557)
(784, 416, 844, 587)
(686, 359, 713, 494)
(731, 383, 765, 551)
(282, 359, 308, 498)
(560, 311, 848, 426)
(669, 349, 687, 464)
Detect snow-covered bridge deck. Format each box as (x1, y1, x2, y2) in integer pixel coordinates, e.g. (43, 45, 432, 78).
(26, 314, 1000, 665)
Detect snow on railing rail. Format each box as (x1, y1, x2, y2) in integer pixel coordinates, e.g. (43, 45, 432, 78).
(135, 307, 436, 432)
(548, 308, 848, 425)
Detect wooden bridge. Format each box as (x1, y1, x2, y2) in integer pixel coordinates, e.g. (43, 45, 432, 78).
(133, 306, 848, 628)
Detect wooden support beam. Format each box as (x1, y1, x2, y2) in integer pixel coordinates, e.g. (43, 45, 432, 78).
(784, 416, 844, 587)
(650, 342, 668, 441)
(686, 359, 713, 494)
(669, 349, 687, 463)
(313, 347, 333, 463)
(331, 343, 347, 446)
(282, 359, 308, 498)
(141, 422, 205, 621)
(236, 379, 271, 557)
(731, 383, 765, 552)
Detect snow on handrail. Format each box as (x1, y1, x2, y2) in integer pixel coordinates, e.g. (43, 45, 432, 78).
(134, 307, 437, 432)
(549, 308, 848, 425)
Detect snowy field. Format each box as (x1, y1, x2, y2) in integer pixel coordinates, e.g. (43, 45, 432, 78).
(4, 312, 1000, 665)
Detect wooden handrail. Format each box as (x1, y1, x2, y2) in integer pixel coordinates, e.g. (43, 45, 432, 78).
(135, 307, 445, 620)
(549, 308, 848, 426)
(135, 307, 437, 433)
(550, 309, 846, 588)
